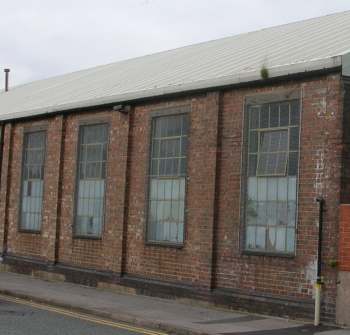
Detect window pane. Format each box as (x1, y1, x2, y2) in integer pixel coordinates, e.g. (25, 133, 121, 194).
(248, 154, 257, 176)
(249, 107, 260, 129)
(257, 131, 288, 176)
(290, 100, 300, 125)
(249, 131, 258, 153)
(260, 105, 269, 128)
(269, 103, 279, 127)
(289, 127, 299, 151)
(288, 152, 299, 175)
(20, 131, 46, 231)
(75, 124, 108, 237)
(148, 114, 188, 244)
(279, 102, 290, 126)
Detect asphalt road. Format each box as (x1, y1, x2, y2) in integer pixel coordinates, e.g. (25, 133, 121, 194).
(0, 297, 163, 335)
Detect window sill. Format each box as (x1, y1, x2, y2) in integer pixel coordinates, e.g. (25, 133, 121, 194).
(73, 235, 102, 241)
(242, 250, 295, 258)
(145, 241, 184, 249)
(18, 229, 41, 235)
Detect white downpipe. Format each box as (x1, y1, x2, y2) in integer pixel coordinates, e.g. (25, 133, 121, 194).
(314, 282, 322, 326)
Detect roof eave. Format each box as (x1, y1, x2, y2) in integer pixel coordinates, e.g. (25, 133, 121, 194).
(0, 56, 343, 122)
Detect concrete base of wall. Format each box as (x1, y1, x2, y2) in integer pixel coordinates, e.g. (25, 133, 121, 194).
(336, 271, 350, 326)
(1, 254, 316, 322)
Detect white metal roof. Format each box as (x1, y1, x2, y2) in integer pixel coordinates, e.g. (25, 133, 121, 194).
(1, 10, 350, 121)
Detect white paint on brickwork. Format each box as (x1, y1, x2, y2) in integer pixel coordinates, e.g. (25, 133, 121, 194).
(315, 148, 325, 198)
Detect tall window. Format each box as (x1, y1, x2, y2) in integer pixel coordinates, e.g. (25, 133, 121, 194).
(147, 114, 189, 244)
(20, 131, 46, 231)
(244, 100, 300, 254)
(75, 124, 108, 237)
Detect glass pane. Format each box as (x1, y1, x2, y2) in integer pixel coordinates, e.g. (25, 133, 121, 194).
(250, 107, 260, 129)
(181, 137, 188, 156)
(248, 154, 257, 176)
(181, 114, 189, 136)
(269, 103, 279, 127)
(290, 100, 300, 125)
(279, 102, 290, 126)
(246, 201, 257, 225)
(286, 228, 295, 252)
(260, 105, 269, 128)
(289, 127, 299, 151)
(276, 227, 286, 251)
(256, 227, 266, 249)
(257, 178, 267, 201)
(152, 140, 160, 158)
(249, 131, 258, 153)
(167, 115, 182, 137)
(247, 177, 258, 201)
(288, 201, 297, 226)
(246, 226, 256, 249)
(267, 178, 277, 201)
(267, 226, 276, 250)
(277, 177, 288, 201)
(288, 152, 299, 175)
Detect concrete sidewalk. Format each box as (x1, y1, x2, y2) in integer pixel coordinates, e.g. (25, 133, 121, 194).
(0, 271, 347, 335)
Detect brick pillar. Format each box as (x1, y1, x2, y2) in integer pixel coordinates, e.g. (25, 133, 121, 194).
(189, 92, 220, 289)
(42, 115, 65, 263)
(0, 123, 12, 255)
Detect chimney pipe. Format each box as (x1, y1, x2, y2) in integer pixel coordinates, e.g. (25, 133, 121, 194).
(4, 68, 10, 92)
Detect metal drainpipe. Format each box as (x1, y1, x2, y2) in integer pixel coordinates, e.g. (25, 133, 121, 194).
(314, 197, 324, 326)
(4, 69, 10, 92)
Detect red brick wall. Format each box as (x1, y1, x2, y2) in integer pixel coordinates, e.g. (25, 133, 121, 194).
(57, 109, 129, 272)
(3, 117, 63, 260)
(0, 73, 344, 319)
(124, 93, 219, 288)
(214, 74, 343, 319)
(340, 205, 350, 272)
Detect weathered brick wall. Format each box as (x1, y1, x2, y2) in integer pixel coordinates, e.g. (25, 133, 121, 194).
(0, 73, 344, 320)
(214, 74, 342, 319)
(4, 117, 63, 260)
(124, 93, 219, 288)
(57, 109, 129, 272)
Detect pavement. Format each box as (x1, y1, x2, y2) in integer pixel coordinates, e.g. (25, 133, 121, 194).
(0, 271, 348, 335)
(0, 296, 148, 335)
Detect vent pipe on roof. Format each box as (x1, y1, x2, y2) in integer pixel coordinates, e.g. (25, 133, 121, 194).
(4, 68, 10, 92)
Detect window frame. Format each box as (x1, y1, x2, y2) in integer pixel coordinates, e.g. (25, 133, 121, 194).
(18, 127, 48, 234)
(145, 105, 191, 248)
(256, 127, 290, 177)
(73, 121, 110, 240)
(240, 91, 301, 257)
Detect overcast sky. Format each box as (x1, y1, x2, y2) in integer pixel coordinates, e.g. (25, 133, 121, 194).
(1, 0, 350, 87)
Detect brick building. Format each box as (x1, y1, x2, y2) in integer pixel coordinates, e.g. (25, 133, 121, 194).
(1, 11, 350, 324)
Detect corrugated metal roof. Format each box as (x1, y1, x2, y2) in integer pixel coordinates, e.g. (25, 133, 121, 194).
(1, 10, 350, 121)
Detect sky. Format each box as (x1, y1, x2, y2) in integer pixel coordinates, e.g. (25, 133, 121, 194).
(1, 0, 350, 87)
